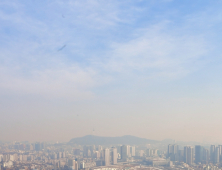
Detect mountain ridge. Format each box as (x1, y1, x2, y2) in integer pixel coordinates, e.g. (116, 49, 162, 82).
(69, 135, 158, 145)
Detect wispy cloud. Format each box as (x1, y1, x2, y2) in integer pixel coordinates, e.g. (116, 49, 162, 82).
(102, 22, 209, 82)
(0, 0, 218, 100)
(0, 65, 97, 100)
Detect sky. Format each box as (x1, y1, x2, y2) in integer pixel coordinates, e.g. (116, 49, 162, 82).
(1, 0, 222, 143)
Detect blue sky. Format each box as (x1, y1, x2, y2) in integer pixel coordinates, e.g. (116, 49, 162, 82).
(1, 0, 222, 142)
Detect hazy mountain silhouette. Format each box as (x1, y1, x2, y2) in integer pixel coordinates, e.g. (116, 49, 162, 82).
(69, 135, 158, 145)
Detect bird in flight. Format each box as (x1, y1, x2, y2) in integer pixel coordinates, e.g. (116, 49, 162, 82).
(58, 45, 66, 51)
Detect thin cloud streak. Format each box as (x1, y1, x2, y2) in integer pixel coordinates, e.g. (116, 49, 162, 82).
(0, 0, 216, 98)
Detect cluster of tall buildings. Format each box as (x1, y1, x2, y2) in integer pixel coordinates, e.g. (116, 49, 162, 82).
(81, 145, 135, 167)
(209, 145, 222, 164)
(120, 145, 135, 161)
(0, 151, 66, 163)
(11, 142, 46, 151)
(168, 144, 222, 165)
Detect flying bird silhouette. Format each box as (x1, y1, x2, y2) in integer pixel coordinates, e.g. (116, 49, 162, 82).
(58, 45, 66, 51)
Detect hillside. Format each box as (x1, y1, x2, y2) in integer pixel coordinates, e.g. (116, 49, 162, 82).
(69, 135, 158, 145)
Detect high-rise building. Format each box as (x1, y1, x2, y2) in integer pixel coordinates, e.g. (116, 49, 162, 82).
(121, 145, 130, 161)
(94, 151, 100, 159)
(83, 146, 91, 157)
(74, 158, 79, 170)
(168, 144, 172, 158)
(35, 142, 41, 151)
(116, 145, 121, 154)
(103, 148, 110, 166)
(41, 142, 46, 150)
(210, 145, 216, 163)
(215, 147, 220, 164)
(168, 144, 179, 161)
(80, 162, 85, 169)
(90, 145, 95, 153)
(97, 145, 103, 151)
(146, 149, 151, 157)
(195, 145, 204, 164)
(127, 146, 131, 157)
(178, 150, 184, 162)
(153, 149, 158, 156)
(100, 149, 104, 159)
(184, 146, 193, 165)
(68, 159, 76, 170)
(131, 146, 135, 157)
(62, 152, 66, 158)
(218, 145, 222, 162)
(203, 148, 209, 163)
(57, 152, 62, 159)
(111, 148, 118, 164)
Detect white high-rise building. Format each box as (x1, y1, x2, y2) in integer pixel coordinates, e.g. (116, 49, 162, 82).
(80, 162, 85, 169)
(131, 146, 135, 157)
(184, 146, 193, 165)
(111, 148, 118, 164)
(103, 148, 110, 166)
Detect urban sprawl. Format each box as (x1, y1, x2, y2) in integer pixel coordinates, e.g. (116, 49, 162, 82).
(0, 141, 221, 170)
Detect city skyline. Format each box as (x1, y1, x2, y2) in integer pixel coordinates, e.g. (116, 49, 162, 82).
(2, 140, 222, 170)
(1, 0, 222, 143)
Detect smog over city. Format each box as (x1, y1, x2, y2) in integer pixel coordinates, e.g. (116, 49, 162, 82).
(1, 1, 222, 170)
